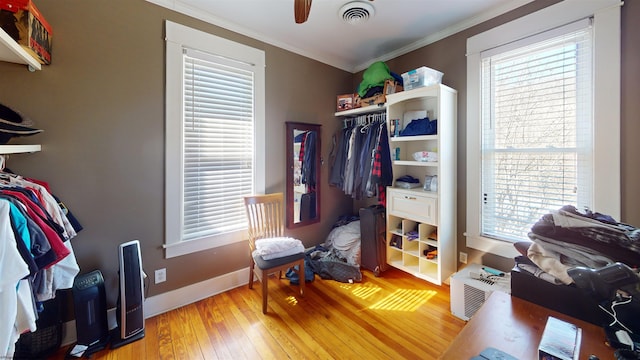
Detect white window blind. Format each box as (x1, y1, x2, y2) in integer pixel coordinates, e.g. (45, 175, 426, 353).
(182, 49, 255, 242)
(479, 22, 593, 242)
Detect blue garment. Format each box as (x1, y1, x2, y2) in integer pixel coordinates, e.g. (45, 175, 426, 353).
(286, 261, 315, 285)
(301, 131, 317, 187)
(400, 117, 437, 136)
(4, 199, 38, 276)
(0, 194, 55, 270)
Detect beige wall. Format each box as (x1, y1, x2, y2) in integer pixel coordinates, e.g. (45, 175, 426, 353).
(0, 0, 354, 306)
(1, 0, 638, 310)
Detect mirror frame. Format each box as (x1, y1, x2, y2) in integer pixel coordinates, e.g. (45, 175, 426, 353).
(285, 122, 321, 229)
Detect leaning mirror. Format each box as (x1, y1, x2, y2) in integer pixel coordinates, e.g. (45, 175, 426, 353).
(286, 122, 321, 228)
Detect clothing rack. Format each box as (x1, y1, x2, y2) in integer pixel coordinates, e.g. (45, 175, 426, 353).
(343, 112, 387, 128)
(331, 115, 393, 203)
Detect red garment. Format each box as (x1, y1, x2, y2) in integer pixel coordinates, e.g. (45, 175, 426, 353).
(0, 190, 69, 268)
(298, 132, 307, 162)
(24, 177, 51, 193)
(371, 141, 387, 207)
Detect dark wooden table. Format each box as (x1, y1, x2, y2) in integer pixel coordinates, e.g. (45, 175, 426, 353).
(440, 291, 614, 359)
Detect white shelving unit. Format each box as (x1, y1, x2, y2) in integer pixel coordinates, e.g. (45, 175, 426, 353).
(0, 28, 41, 71)
(0, 144, 42, 154)
(385, 84, 457, 285)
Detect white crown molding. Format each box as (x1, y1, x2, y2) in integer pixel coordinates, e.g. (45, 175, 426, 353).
(146, 0, 354, 72)
(147, 0, 535, 73)
(353, 0, 536, 72)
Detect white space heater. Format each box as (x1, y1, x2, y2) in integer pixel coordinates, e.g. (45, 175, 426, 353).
(450, 263, 511, 321)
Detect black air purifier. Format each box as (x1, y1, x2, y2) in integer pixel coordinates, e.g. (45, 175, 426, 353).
(111, 240, 146, 349)
(72, 270, 109, 354)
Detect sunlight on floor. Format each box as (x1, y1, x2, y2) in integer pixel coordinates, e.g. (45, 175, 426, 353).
(368, 289, 437, 312)
(286, 295, 299, 306)
(348, 283, 382, 300)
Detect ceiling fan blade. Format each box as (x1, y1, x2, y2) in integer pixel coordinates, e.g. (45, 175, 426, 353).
(294, 0, 312, 24)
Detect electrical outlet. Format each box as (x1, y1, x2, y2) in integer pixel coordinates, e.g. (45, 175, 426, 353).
(459, 252, 468, 264)
(154, 268, 166, 284)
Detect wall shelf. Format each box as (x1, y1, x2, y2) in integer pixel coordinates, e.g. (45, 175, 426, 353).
(334, 103, 386, 117)
(0, 144, 42, 154)
(0, 28, 41, 71)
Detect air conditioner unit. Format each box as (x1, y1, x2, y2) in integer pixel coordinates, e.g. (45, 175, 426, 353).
(450, 263, 511, 321)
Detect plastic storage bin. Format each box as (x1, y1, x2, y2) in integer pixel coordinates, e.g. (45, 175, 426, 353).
(401, 67, 443, 90)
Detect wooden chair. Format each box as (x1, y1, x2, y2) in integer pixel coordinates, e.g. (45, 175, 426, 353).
(243, 193, 305, 314)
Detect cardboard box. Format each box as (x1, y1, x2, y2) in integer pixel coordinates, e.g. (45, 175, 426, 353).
(0, 0, 52, 64)
(383, 79, 403, 95)
(359, 80, 403, 107)
(359, 93, 385, 107)
(336, 94, 355, 111)
(353, 94, 361, 108)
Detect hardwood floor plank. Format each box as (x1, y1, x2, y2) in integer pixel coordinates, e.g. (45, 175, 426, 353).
(212, 291, 262, 359)
(196, 297, 236, 359)
(219, 290, 290, 359)
(182, 303, 218, 360)
(308, 272, 440, 358)
(296, 284, 401, 359)
(227, 287, 315, 360)
(235, 284, 333, 360)
(143, 316, 161, 360)
(49, 268, 465, 360)
(156, 312, 179, 360)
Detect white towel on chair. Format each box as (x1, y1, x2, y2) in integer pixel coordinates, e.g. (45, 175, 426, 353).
(254, 237, 304, 260)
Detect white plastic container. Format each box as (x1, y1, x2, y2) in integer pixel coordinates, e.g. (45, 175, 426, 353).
(401, 67, 443, 90)
(413, 151, 438, 162)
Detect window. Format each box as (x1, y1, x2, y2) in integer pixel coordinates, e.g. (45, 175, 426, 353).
(466, 0, 621, 257)
(480, 21, 592, 242)
(164, 21, 265, 258)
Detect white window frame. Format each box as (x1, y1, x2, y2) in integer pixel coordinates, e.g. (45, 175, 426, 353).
(164, 20, 266, 258)
(466, 0, 621, 258)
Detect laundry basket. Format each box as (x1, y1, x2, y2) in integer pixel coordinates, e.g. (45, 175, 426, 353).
(14, 296, 63, 359)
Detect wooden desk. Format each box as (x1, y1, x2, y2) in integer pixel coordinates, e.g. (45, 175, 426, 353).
(440, 291, 613, 359)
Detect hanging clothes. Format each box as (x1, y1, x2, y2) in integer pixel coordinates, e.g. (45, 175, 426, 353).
(330, 114, 393, 204)
(0, 165, 81, 358)
(369, 124, 393, 205)
(301, 130, 317, 188)
(0, 200, 30, 359)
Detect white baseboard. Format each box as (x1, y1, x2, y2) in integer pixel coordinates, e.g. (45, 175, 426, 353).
(61, 267, 250, 346)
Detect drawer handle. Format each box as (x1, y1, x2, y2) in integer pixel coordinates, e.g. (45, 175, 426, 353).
(403, 196, 417, 200)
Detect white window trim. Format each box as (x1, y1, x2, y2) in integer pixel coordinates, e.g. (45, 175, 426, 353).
(164, 20, 266, 258)
(466, 0, 621, 258)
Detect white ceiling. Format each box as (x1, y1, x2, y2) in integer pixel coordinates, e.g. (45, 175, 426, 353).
(147, 0, 533, 73)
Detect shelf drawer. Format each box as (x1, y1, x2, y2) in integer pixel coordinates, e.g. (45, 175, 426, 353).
(388, 189, 437, 225)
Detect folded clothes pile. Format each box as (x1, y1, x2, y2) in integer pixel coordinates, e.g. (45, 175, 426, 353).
(521, 205, 640, 285)
(252, 237, 304, 260)
(395, 175, 421, 189)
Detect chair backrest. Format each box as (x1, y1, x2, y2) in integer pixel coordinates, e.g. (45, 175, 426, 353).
(243, 193, 285, 251)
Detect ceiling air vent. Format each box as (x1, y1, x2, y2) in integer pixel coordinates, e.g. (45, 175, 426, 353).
(339, 1, 375, 25)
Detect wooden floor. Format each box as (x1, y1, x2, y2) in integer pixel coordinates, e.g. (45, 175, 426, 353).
(52, 267, 466, 359)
